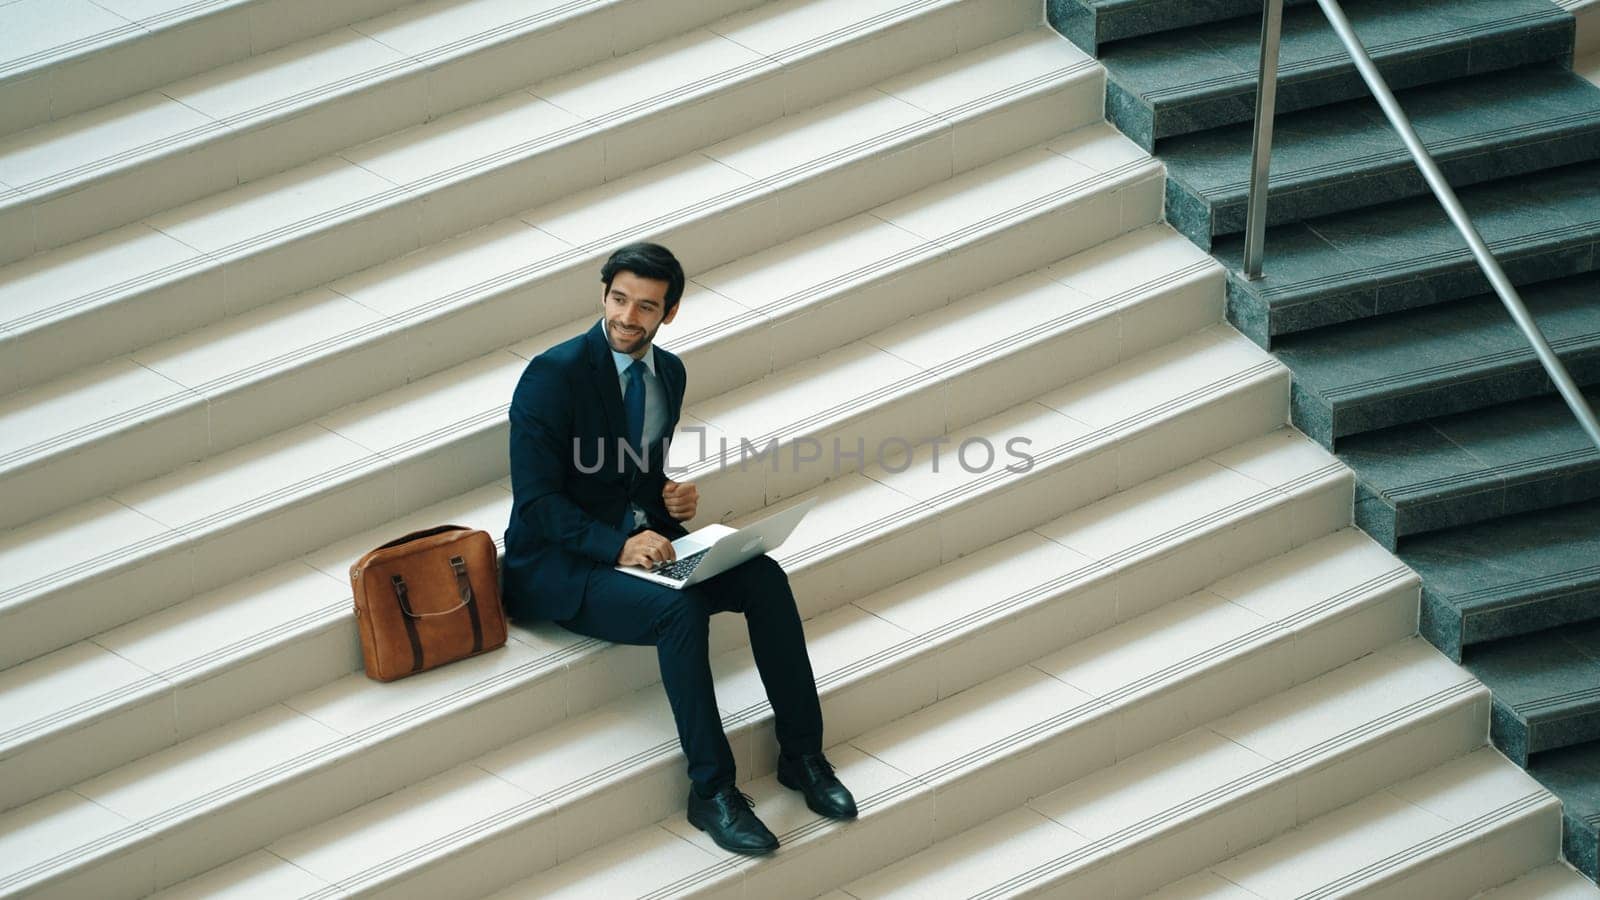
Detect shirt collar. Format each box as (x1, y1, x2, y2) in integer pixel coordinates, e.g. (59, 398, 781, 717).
(603, 318, 656, 377)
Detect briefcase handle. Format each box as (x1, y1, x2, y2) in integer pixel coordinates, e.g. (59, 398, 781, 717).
(389, 556, 477, 618)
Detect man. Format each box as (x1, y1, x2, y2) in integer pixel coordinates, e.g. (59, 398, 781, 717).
(501, 241, 856, 855)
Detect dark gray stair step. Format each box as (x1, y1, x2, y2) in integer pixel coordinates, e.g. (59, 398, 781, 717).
(1163, 64, 1600, 248)
(1219, 159, 1600, 348)
(1404, 498, 1600, 661)
(1528, 740, 1600, 882)
(1047, 0, 1312, 55)
(1466, 620, 1600, 765)
(1278, 272, 1600, 447)
(1339, 385, 1600, 549)
(1097, 0, 1573, 149)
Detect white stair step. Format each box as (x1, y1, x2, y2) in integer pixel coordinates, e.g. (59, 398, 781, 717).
(0, 0, 417, 140)
(0, 314, 1283, 815)
(842, 639, 1493, 900)
(1, 25, 420, 260)
(491, 633, 1470, 900)
(149, 452, 1371, 899)
(0, 391, 1319, 897)
(0, 37, 1109, 506)
(1146, 748, 1560, 900)
(681, 161, 1178, 393)
(0, 0, 1056, 395)
(668, 223, 1205, 513)
(0, 0, 846, 261)
(1476, 863, 1600, 899)
(0, 135, 1165, 670)
(0, 50, 1122, 531)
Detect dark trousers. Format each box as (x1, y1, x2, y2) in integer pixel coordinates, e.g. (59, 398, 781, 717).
(556, 553, 825, 793)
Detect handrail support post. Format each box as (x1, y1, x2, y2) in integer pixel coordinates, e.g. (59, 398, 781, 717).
(1242, 0, 1284, 280)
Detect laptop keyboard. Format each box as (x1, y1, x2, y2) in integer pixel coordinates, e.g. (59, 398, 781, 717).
(655, 548, 709, 580)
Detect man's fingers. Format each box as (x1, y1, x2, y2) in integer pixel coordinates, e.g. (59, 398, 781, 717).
(624, 532, 674, 569)
(638, 533, 674, 567)
(619, 532, 676, 569)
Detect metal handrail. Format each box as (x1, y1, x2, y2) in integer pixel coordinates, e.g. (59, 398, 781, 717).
(1242, 0, 1600, 452)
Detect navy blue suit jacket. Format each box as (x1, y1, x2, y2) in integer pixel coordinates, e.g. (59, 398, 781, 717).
(502, 319, 691, 622)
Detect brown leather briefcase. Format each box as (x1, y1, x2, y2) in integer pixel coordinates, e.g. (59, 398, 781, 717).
(349, 524, 507, 682)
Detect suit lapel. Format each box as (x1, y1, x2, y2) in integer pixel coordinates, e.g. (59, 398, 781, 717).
(658, 351, 683, 430)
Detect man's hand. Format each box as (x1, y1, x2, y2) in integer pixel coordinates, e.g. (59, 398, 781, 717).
(618, 530, 677, 569)
(663, 478, 698, 521)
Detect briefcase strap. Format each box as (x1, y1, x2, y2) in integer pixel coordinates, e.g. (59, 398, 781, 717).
(389, 574, 425, 674)
(450, 555, 486, 654)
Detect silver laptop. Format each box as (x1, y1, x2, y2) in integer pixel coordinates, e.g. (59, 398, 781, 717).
(614, 496, 818, 589)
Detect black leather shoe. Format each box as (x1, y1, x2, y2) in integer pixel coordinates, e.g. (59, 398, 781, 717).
(686, 784, 780, 855)
(777, 752, 857, 820)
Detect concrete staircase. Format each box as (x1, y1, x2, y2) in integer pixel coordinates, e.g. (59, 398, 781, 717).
(0, 0, 1587, 897)
(1048, 0, 1600, 883)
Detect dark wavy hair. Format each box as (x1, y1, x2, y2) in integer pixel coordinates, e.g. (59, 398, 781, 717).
(600, 242, 685, 314)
